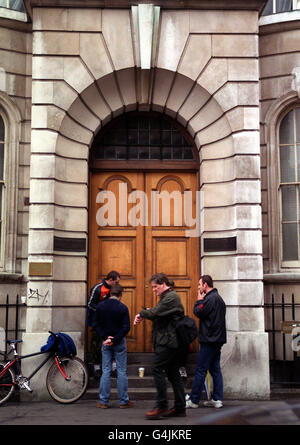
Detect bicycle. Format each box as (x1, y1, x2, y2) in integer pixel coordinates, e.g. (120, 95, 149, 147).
(0, 331, 89, 405)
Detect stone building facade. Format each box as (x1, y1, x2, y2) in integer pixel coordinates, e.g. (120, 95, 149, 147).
(0, 0, 299, 400)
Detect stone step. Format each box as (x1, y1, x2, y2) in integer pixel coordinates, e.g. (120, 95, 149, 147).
(85, 352, 197, 401)
(84, 387, 173, 401)
(88, 374, 194, 389)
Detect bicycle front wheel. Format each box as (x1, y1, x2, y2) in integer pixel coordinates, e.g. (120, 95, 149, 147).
(46, 356, 88, 404)
(0, 363, 15, 405)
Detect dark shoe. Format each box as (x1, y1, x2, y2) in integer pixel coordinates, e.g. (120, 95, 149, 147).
(120, 401, 133, 409)
(97, 402, 109, 409)
(162, 407, 186, 418)
(146, 407, 168, 420)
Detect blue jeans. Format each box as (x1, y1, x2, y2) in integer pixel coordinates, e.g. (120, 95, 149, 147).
(190, 343, 223, 404)
(99, 337, 129, 405)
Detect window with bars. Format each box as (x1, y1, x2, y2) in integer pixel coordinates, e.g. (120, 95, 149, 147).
(0, 0, 25, 12)
(279, 107, 300, 265)
(92, 113, 194, 162)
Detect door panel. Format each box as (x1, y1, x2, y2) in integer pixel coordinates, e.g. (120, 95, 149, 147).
(89, 172, 145, 352)
(89, 171, 199, 352)
(144, 172, 199, 351)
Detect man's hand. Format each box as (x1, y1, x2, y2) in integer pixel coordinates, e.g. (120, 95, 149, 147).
(134, 314, 143, 325)
(103, 336, 114, 346)
(197, 289, 205, 301)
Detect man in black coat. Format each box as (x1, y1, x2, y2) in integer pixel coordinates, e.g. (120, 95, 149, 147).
(92, 283, 132, 409)
(186, 275, 226, 409)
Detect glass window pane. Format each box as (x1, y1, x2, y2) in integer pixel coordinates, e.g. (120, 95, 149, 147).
(128, 146, 138, 159)
(139, 130, 149, 145)
(150, 147, 161, 159)
(128, 129, 138, 145)
(172, 131, 182, 146)
(115, 146, 126, 159)
(184, 147, 194, 159)
(280, 145, 295, 182)
(262, 0, 273, 15)
(173, 147, 183, 159)
(103, 147, 116, 159)
(280, 111, 294, 144)
(138, 147, 149, 159)
(150, 117, 160, 130)
(282, 223, 298, 261)
(128, 117, 138, 129)
(115, 130, 126, 145)
(296, 108, 300, 142)
(281, 185, 297, 221)
(276, 0, 292, 12)
(0, 144, 4, 180)
(139, 117, 148, 129)
(9, 0, 25, 11)
(162, 147, 172, 159)
(95, 146, 104, 158)
(297, 145, 300, 181)
(0, 185, 2, 218)
(149, 130, 160, 145)
(0, 117, 3, 142)
(162, 130, 171, 145)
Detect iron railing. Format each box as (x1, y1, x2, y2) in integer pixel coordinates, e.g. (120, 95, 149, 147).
(0, 294, 24, 358)
(264, 294, 300, 386)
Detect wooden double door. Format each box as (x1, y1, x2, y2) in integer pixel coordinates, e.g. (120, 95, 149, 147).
(89, 171, 199, 352)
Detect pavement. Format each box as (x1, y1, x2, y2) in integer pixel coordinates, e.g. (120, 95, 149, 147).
(2, 394, 300, 433)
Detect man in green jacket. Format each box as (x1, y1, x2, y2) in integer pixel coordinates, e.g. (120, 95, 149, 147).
(134, 273, 186, 419)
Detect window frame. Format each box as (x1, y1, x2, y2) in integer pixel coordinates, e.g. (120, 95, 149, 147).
(263, 0, 300, 14)
(0, 94, 20, 274)
(277, 104, 300, 268)
(90, 111, 199, 172)
(0, 111, 6, 268)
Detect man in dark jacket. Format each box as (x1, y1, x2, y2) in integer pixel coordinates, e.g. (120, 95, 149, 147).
(87, 270, 120, 373)
(134, 273, 186, 419)
(92, 283, 132, 409)
(186, 275, 226, 409)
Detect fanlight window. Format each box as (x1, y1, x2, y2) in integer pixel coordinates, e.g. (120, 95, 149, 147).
(92, 113, 195, 162)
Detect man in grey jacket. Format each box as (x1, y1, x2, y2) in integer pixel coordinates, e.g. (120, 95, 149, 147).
(134, 273, 186, 419)
(186, 274, 226, 409)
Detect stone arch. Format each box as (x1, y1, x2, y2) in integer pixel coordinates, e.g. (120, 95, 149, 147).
(55, 67, 234, 161)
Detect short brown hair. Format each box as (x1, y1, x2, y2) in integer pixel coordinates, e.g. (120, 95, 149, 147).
(149, 273, 174, 288)
(106, 270, 120, 281)
(200, 275, 213, 288)
(110, 283, 123, 297)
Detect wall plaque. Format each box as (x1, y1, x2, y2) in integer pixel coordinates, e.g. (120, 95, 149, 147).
(29, 262, 52, 277)
(53, 236, 86, 252)
(203, 236, 237, 253)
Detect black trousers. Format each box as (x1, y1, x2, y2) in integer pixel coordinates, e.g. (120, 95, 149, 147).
(151, 345, 186, 411)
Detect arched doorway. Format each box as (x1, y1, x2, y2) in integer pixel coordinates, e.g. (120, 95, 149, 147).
(88, 112, 200, 352)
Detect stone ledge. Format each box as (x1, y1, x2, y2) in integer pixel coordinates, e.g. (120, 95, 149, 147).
(264, 273, 300, 283)
(0, 272, 24, 283)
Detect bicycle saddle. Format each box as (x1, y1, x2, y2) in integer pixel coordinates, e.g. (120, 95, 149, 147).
(7, 339, 23, 345)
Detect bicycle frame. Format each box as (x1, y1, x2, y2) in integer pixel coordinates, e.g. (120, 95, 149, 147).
(0, 349, 70, 384)
(1, 334, 88, 404)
